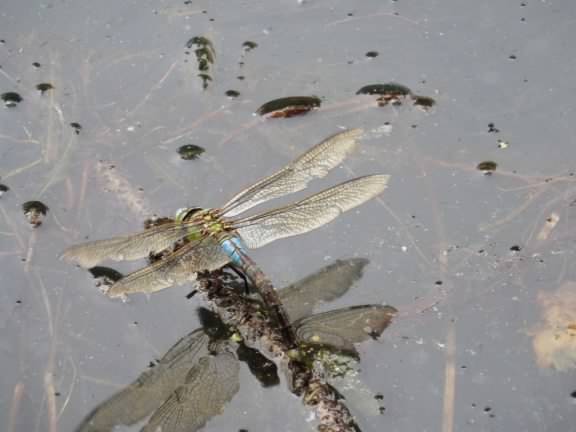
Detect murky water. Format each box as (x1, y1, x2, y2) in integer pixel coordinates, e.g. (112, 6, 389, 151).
(1, 1, 576, 431)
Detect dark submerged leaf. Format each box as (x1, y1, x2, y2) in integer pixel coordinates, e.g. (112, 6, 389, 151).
(177, 144, 205, 160)
(256, 96, 321, 118)
(2, 91, 23, 107)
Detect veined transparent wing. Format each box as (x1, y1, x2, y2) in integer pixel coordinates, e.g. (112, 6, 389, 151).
(75, 330, 210, 432)
(104, 236, 230, 298)
(220, 128, 363, 217)
(234, 175, 390, 249)
(142, 351, 240, 432)
(294, 305, 397, 354)
(61, 221, 198, 269)
(279, 258, 369, 322)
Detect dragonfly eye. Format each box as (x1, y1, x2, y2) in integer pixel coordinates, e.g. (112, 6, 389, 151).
(175, 207, 202, 222)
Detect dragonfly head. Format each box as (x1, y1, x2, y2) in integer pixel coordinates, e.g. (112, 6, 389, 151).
(175, 207, 203, 223)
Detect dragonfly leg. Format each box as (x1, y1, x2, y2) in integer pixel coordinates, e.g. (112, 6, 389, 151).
(224, 263, 251, 295)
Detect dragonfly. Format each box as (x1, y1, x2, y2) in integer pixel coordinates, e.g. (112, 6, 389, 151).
(62, 128, 390, 300)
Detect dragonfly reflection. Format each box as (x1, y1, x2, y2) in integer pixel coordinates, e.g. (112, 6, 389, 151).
(75, 259, 396, 432)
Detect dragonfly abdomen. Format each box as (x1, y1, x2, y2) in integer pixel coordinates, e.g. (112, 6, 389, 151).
(220, 237, 247, 266)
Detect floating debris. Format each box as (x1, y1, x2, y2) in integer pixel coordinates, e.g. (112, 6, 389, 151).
(412, 95, 436, 111)
(186, 36, 215, 90)
(225, 89, 240, 98)
(536, 213, 560, 241)
(356, 83, 412, 107)
(477, 161, 498, 175)
(96, 160, 153, 217)
(497, 139, 509, 149)
(2, 92, 23, 107)
(365, 51, 379, 58)
(488, 123, 500, 133)
(36, 83, 54, 94)
(0, 183, 8, 197)
(22, 200, 49, 227)
(70, 122, 82, 134)
(178, 144, 205, 160)
(532, 282, 576, 371)
(256, 96, 321, 118)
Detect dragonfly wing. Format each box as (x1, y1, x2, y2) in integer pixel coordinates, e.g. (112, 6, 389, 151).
(221, 128, 363, 217)
(76, 330, 211, 432)
(105, 238, 230, 298)
(294, 305, 397, 354)
(235, 175, 390, 249)
(279, 258, 369, 322)
(142, 351, 239, 432)
(61, 222, 191, 268)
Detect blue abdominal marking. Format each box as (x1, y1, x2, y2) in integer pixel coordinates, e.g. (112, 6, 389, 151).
(220, 237, 247, 266)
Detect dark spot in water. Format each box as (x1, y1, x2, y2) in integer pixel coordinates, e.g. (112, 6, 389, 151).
(186, 36, 215, 89)
(521, 17, 526, 22)
(209, 18, 215, 22)
(378, 406, 386, 414)
(89, 266, 124, 287)
(184, 0, 192, 4)
(347, 12, 354, 16)
(70, 122, 82, 134)
(237, 75, 245, 80)
(484, 406, 492, 412)
(22, 200, 49, 227)
(225, 89, 240, 98)
(2, 92, 23, 107)
(509, 54, 517, 60)
(510, 245, 522, 252)
(520, 2, 526, 6)
(365, 51, 379, 58)
(256, 96, 321, 118)
(32, 62, 41, 68)
(374, 393, 384, 400)
(242, 41, 258, 52)
(412, 95, 436, 110)
(178, 144, 205, 160)
(36, 83, 54, 94)
(461, 365, 467, 368)
(488, 122, 500, 133)
(477, 161, 497, 174)
(0, 184, 9, 197)
(16, 299, 22, 304)
(570, 390, 576, 398)
(0, 39, 5, 44)
(435, 280, 443, 285)
(238, 61, 245, 66)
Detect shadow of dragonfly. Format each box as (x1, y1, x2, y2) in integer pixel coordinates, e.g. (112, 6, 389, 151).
(75, 258, 396, 432)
